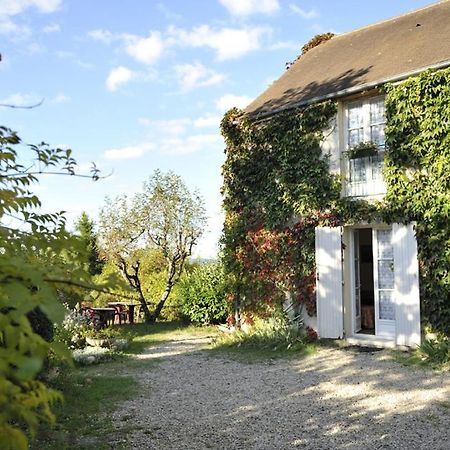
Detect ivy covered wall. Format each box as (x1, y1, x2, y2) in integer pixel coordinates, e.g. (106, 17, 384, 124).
(221, 67, 450, 335)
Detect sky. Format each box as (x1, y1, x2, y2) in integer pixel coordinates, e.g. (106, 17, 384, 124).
(0, 0, 437, 258)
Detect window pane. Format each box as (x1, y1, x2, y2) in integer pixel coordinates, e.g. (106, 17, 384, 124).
(350, 158, 366, 182)
(378, 260, 394, 289)
(349, 128, 364, 146)
(379, 291, 395, 320)
(370, 99, 385, 124)
(371, 152, 384, 180)
(348, 104, 364, 129)
(370, 124, 385, 147)
(377, 229, 393, 259)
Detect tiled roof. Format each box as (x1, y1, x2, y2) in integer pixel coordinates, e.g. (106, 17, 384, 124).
(246, 1, 450, 118)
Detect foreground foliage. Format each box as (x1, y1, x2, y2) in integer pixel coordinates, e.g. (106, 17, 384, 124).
(0, 127, 99, 449)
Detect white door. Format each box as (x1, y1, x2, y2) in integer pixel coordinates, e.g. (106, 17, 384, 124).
(373, 228, 396, 339)
(353, 230, 362, 333)
(392, 223, 421, 346)
(315, 227, 343, 339)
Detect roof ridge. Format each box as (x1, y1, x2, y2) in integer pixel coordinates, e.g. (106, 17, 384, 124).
(330, 0, 447, 42)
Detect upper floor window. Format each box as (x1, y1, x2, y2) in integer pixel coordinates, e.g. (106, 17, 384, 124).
(344, 96, 386, 197)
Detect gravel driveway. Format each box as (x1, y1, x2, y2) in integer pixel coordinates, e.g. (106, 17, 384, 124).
(110, 334, 450, 450)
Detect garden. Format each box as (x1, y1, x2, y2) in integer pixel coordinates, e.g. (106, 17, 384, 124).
(1, 86, 449, 449)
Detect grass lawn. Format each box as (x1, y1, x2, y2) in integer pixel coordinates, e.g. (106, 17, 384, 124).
(32, 366, 137, 450)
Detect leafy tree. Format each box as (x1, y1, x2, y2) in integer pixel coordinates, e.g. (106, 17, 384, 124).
(0, 127, 100, 449)
(99, 170, 207, 322)
(75, 211, 104, 276)
(178, 262, 228, 325)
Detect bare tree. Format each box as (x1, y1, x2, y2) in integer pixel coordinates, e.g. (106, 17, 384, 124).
(99, 170, 207, 322)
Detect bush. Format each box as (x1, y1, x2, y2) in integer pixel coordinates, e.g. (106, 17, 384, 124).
(54, 308, 91, 349)
(214, 312, 312, 354)
(178, 263, 228, 325)
(417, 335, 450, 368)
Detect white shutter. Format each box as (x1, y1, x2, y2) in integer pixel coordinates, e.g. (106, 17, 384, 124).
(315, 227, 343, 339)
(393, 223, 421, 347)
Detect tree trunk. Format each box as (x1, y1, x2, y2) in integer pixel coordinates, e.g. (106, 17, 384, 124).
(118, 258, 153, 323)
(148, 284, 172, 322)
(147, 260, 177, 322)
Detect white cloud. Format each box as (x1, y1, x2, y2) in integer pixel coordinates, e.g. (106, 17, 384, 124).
(105, 66, 136, 91)
(124, 31, 164, 65)
(88, 29, 114, 44)
(43, 23, 60, 33)
(289, 4, 319, 19)
(103, 143, 154, 160)
(50, 92, 70, 103)
(216, 94, 252, 111)
(0, 0, 62, 16)
(0, 92, 42, 107)
(136, 116, 222, 155)
(175, 62, 225, 91)
(89, 29, 165, 65)
(167, 25, 270, 61)
(159, 134, 220, 155)
(219, 0, 279, 16)
(90, 24, 269, 65)
(194, 115, 221, 128)
(0, 17, 31, 36)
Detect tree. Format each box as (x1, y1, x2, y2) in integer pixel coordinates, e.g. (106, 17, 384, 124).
(99, 170, 207, 322)
(0, 127, 100, 449)
(75, 211, 104, 276)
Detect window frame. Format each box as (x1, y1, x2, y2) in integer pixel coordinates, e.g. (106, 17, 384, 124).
(343, 95, 387, 198)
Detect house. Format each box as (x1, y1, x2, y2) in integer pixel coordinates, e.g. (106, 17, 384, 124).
(224, 1, 450, 348)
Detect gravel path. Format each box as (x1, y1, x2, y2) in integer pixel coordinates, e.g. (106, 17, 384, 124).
(110, 335, 450, 450)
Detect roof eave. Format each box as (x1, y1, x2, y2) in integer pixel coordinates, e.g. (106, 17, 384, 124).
(247, 59, 450, 122)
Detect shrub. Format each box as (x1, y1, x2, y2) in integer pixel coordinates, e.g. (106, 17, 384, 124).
(54, 308, 91, 350)
(178, 262, 229, 325)
(214, 312, 309, 352)
(417, 335, 450, 368)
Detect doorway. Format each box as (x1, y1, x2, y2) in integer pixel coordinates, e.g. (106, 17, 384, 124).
(351, 227, 396, 339)
(353, 228, 375, 334)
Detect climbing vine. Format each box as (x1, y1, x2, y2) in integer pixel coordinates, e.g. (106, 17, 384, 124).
(384, 68, 450, 334)
(221, 101, 339, 316)
(221, 66, 450, 335)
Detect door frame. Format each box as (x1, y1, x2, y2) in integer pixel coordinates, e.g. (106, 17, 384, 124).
(348, 223, 393, 338)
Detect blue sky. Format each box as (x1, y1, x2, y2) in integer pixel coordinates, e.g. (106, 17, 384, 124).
(0, 0, 436, 257)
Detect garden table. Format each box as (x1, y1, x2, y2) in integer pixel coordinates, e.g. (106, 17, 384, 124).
(107, 302, 138, 324)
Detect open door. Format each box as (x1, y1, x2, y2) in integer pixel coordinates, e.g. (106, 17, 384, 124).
(353, 230, 362, 333)
(315, 227, 343, 339)
(373, 228, 396, 339)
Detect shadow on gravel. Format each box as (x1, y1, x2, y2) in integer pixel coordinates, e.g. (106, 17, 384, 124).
(119, 337, 450, 450)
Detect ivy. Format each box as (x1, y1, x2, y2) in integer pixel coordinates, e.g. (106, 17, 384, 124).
(221, 102, 339, 315)
(384, 67, 450, 334)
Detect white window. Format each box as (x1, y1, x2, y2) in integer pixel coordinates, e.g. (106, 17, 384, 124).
(344, 96, 387, 197)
